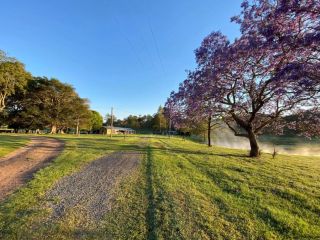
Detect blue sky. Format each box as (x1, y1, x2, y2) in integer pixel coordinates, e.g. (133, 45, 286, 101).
(0, 0, 242, 119)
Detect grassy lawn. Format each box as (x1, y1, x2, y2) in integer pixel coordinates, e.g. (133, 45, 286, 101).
(0, 134, 319, 239)
(0, 134, 30, 157)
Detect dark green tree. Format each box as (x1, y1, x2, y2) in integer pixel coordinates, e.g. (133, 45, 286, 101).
(152, 106, 167, 132)
(0, 50, 31, 113)
(7, 77, 90, 133)
(89, 110, 103, 132)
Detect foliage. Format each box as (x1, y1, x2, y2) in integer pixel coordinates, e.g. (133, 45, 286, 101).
(7, 77, 90, 133)
(0, 50, 31, 113)
(111, 111, 165, 132)
(152, 106, 167, 132)
(89, 110, 103, 132)
(165, 0, 320, 157)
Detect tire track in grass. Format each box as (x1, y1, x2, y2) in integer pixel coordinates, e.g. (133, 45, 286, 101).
(150, 139, 236, 239)
(0, 137, 64, 200)
(146, 145, 183, 240)
(156, 139, 252, 238)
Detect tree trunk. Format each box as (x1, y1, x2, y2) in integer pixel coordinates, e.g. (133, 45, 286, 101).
(208, 116, 212, 147)
(76, 118, 80, 136)
(0, 94, 6, 113)
(248, 130, 259, 157)
(50, 125, 57, 134)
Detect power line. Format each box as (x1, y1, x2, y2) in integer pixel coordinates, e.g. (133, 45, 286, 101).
(112, 15, 145, 68)
(148, 22, 166, 76)
(128, 2, 158, 71)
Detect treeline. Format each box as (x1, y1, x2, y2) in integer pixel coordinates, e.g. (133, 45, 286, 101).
(0, 50, 169, 134)
(0, 50, 103, 133)
(106, 106, 170, 133)
(164, 0, 320, 157)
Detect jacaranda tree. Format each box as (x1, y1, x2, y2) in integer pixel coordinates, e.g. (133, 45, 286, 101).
(167, 0, 320, 157)
(165, 70, 220, 147)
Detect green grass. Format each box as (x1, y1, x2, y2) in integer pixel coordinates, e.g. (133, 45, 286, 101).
(0, 134, 319, 239)
(0, 134, 30, 157)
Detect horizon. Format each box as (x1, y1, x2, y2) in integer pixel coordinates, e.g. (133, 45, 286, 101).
(0, 0, 242, 119)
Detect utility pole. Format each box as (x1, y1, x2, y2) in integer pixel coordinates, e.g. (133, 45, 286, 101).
(110, 107, 114, 138)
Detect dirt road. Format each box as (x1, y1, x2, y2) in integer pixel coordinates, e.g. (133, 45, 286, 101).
(0, 137, 64, 200)
(46, 151, 142, 223)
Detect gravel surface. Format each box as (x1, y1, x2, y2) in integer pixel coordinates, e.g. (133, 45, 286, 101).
(0, 137, 64, 200)
(46, 151, 142, 223)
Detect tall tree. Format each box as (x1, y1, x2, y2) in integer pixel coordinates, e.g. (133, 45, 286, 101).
(194, 1, 320, 157)
(167, 0, 320, 157)
(8, 77, 90, 133)
(0, 50, 30, 113)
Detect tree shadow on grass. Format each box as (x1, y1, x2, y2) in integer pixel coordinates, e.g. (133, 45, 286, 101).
(145, 146, 157, 240)
(0, 135, 30, 151)
(149, 146, 249, 159)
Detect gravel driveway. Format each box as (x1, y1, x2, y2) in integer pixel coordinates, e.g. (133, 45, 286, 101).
(46, 151, 142, 223)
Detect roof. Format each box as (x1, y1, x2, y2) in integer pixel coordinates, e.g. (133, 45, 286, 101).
(103, 126, 135, 131)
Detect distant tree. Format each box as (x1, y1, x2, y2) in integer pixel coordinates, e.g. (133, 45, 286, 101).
(0, 50, 31, 113)
(105, 113, 117, 126)
(152, 106, 167, 132)
(126, 115, 140, 129)
(140, 115, 153, 129)
(69, 96, 91, 134)
(89, 110, 103, 132)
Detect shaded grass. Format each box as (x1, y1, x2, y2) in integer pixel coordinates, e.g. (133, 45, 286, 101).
(0, 134, 30, 157)
(0, 134, 320, 239)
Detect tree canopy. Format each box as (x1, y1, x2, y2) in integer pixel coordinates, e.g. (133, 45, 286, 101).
(165, 0, 320, 157)
(0, 50, 31, 112)
(5, 76, 91, 133)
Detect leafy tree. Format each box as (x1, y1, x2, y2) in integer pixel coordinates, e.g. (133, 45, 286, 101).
(126, 115, 140, 129)
(165, 71, 220, 147)
(89, 110, 103, 132)
(166, 0, 320, 157)
(0, 50, 30, 113)
(70, 96, 91, 134)
(152, 106, 167, 132)
(8, 77, 90, 133)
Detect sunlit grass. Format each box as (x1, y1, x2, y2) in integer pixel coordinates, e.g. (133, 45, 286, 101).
(0, 134, 319, 239)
